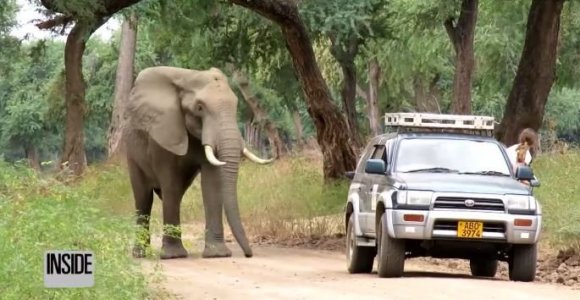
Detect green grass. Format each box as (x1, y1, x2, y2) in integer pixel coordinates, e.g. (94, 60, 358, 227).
(532, 149, 580, 250)
(0, 162, 169, 300)
(0, 150, 578, 299)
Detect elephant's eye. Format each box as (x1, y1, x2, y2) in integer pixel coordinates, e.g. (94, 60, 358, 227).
(195, 104, 203, 113)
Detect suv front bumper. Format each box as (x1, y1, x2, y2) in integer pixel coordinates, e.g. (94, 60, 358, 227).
(386, 208, 541, 244)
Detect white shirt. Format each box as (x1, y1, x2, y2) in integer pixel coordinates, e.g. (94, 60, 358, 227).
(505, 144, 532, 167)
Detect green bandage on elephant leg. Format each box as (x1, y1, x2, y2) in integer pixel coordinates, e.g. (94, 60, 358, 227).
(132, 222, 152, 258)
(161, 224, 188, 259)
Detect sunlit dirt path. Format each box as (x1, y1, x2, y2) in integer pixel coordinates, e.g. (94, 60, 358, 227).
(142, 242, 580, 300)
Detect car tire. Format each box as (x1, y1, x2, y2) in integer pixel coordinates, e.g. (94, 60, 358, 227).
(469, 257, 498, 277)
(508, 243, 538, 282)
(346, 214, 375, 273)
(376, 213, 405, 278)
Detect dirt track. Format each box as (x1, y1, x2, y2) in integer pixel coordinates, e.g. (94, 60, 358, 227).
(145, 243, 580, 300)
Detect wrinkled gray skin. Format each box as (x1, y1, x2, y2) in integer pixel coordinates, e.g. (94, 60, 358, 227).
(123, 66, 273, 259)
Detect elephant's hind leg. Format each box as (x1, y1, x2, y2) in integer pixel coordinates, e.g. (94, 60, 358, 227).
(128, 162, 154, 258)
(200, 164, 232, 258)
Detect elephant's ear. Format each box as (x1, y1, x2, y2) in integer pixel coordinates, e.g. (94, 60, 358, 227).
(125, 68, 189, 156)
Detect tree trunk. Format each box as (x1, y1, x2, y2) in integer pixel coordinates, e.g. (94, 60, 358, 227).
(444, 0, 478, 114)
(496, 0, 565, 145)
(25, 146, 41, 171)
(427, 74, 442, 113)
(413, 74, 441, 113)
(59, 22, 94, 176)
(107, 13, 138, 158)
(367, 57, 381, 136)
(329, 34, 361, 146)
(230, 0, 357, 181)
(413, 76, 426, 111)
(233, 70, 286, 158)
(291, 109, 304, 147)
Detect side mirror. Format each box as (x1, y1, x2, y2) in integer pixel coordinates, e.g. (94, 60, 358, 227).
(515, 165, 535, 181)
(365, 159, 386, 175)
(345, 171, 355, 180)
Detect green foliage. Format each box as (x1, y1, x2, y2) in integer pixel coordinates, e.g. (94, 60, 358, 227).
(3, 0, 580, 164)
(545, 88, 580, 141)
(0, 0, 17, 34)
(0, 40, 64, 159)
(0, 161, 165, 300)
(31, 0, 105, 23)
(0, 36, 122, 163)
(533, 150, 580, 249)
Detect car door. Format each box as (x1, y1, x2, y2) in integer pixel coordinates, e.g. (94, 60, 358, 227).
(360, 143, 387, 235)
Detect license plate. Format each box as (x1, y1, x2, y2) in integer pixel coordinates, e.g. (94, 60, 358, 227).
(457, 221, 483, 238)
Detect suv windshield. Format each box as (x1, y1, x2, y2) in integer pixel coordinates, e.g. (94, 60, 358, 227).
(395, 138, 511, 175)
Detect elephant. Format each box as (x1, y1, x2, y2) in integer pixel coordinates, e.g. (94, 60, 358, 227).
(122, 66, 274, 259)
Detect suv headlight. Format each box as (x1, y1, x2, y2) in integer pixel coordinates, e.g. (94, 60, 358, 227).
(506, 195, 537, 211)
(396, 190, 433, 207)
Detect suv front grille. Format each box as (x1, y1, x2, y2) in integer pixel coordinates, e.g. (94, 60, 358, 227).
(433, 196, 505, 212)
(434, 220, 506, 233)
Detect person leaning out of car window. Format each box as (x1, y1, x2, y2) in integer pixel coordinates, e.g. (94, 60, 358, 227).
(505, 128, 539, 185)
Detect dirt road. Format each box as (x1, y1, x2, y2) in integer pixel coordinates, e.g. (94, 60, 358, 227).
(146, 244, 580, 300)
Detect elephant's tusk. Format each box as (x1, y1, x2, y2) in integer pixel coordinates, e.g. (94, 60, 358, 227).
(242, 147, 274, 164)
(204, 145, 226, 166)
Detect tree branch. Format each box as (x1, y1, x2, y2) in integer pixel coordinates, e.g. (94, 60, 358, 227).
(457, 0, 479, 34)
(35, 14, 73, 30)
(444, 17, 458, 53)
(40, 0, 62, 13)
(229, 0, 298, 26)
(101, 0, 143, 18)
(356, 84, 368, 101)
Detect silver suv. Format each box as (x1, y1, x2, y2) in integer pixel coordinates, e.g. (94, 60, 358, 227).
(344, 113, 541, 282)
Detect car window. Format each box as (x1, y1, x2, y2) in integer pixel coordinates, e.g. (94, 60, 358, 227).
(385, 139, 394, 165)
(355, 143, 375, 173)
(394, 138, 511, 174)
(371, 145, 385, 160)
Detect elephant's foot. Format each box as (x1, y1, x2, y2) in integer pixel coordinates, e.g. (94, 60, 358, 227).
(202, 242, 232, 258)
(132, 244, 148, 258)
(160, 236, 188, 259)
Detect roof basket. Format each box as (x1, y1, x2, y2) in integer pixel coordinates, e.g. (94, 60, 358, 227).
(384, 112, 495, 137)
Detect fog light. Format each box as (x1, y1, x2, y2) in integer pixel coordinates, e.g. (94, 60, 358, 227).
(514, 219, 533, 227)
(403, 214, 424, 222)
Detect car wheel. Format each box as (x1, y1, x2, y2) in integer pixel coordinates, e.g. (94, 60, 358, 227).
(469, 257, 498, 277)
(508, 243, 538, 282)
(376, 212, 405, 278)
(346, 214, 375, 273)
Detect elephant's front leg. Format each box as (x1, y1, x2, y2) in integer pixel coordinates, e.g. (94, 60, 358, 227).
(159, 185, 188, 259)
(200, 164, 232, 258)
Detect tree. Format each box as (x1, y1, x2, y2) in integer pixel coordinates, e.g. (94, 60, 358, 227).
(0, 41, 64, 169)
(445, 0, 479, 114)
(301, 0, 388, 145)
(34, 0, 142, 176)
(232, 69, 286, 158)
(230, 0, 357, 181)
(495, 0, 566, 145)
(107, 13, 138, 157)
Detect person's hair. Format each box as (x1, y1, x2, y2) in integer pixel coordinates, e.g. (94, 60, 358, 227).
(515, 128, 538, 163)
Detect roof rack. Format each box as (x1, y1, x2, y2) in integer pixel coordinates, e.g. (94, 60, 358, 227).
(384, 112, 495, 136)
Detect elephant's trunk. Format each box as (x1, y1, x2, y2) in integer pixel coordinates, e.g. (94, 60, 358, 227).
(217, 126, 253, 258)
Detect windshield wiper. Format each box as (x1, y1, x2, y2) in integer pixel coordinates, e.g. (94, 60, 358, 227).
(460, 170, 510, 176)
(404, 167, 459, 173)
